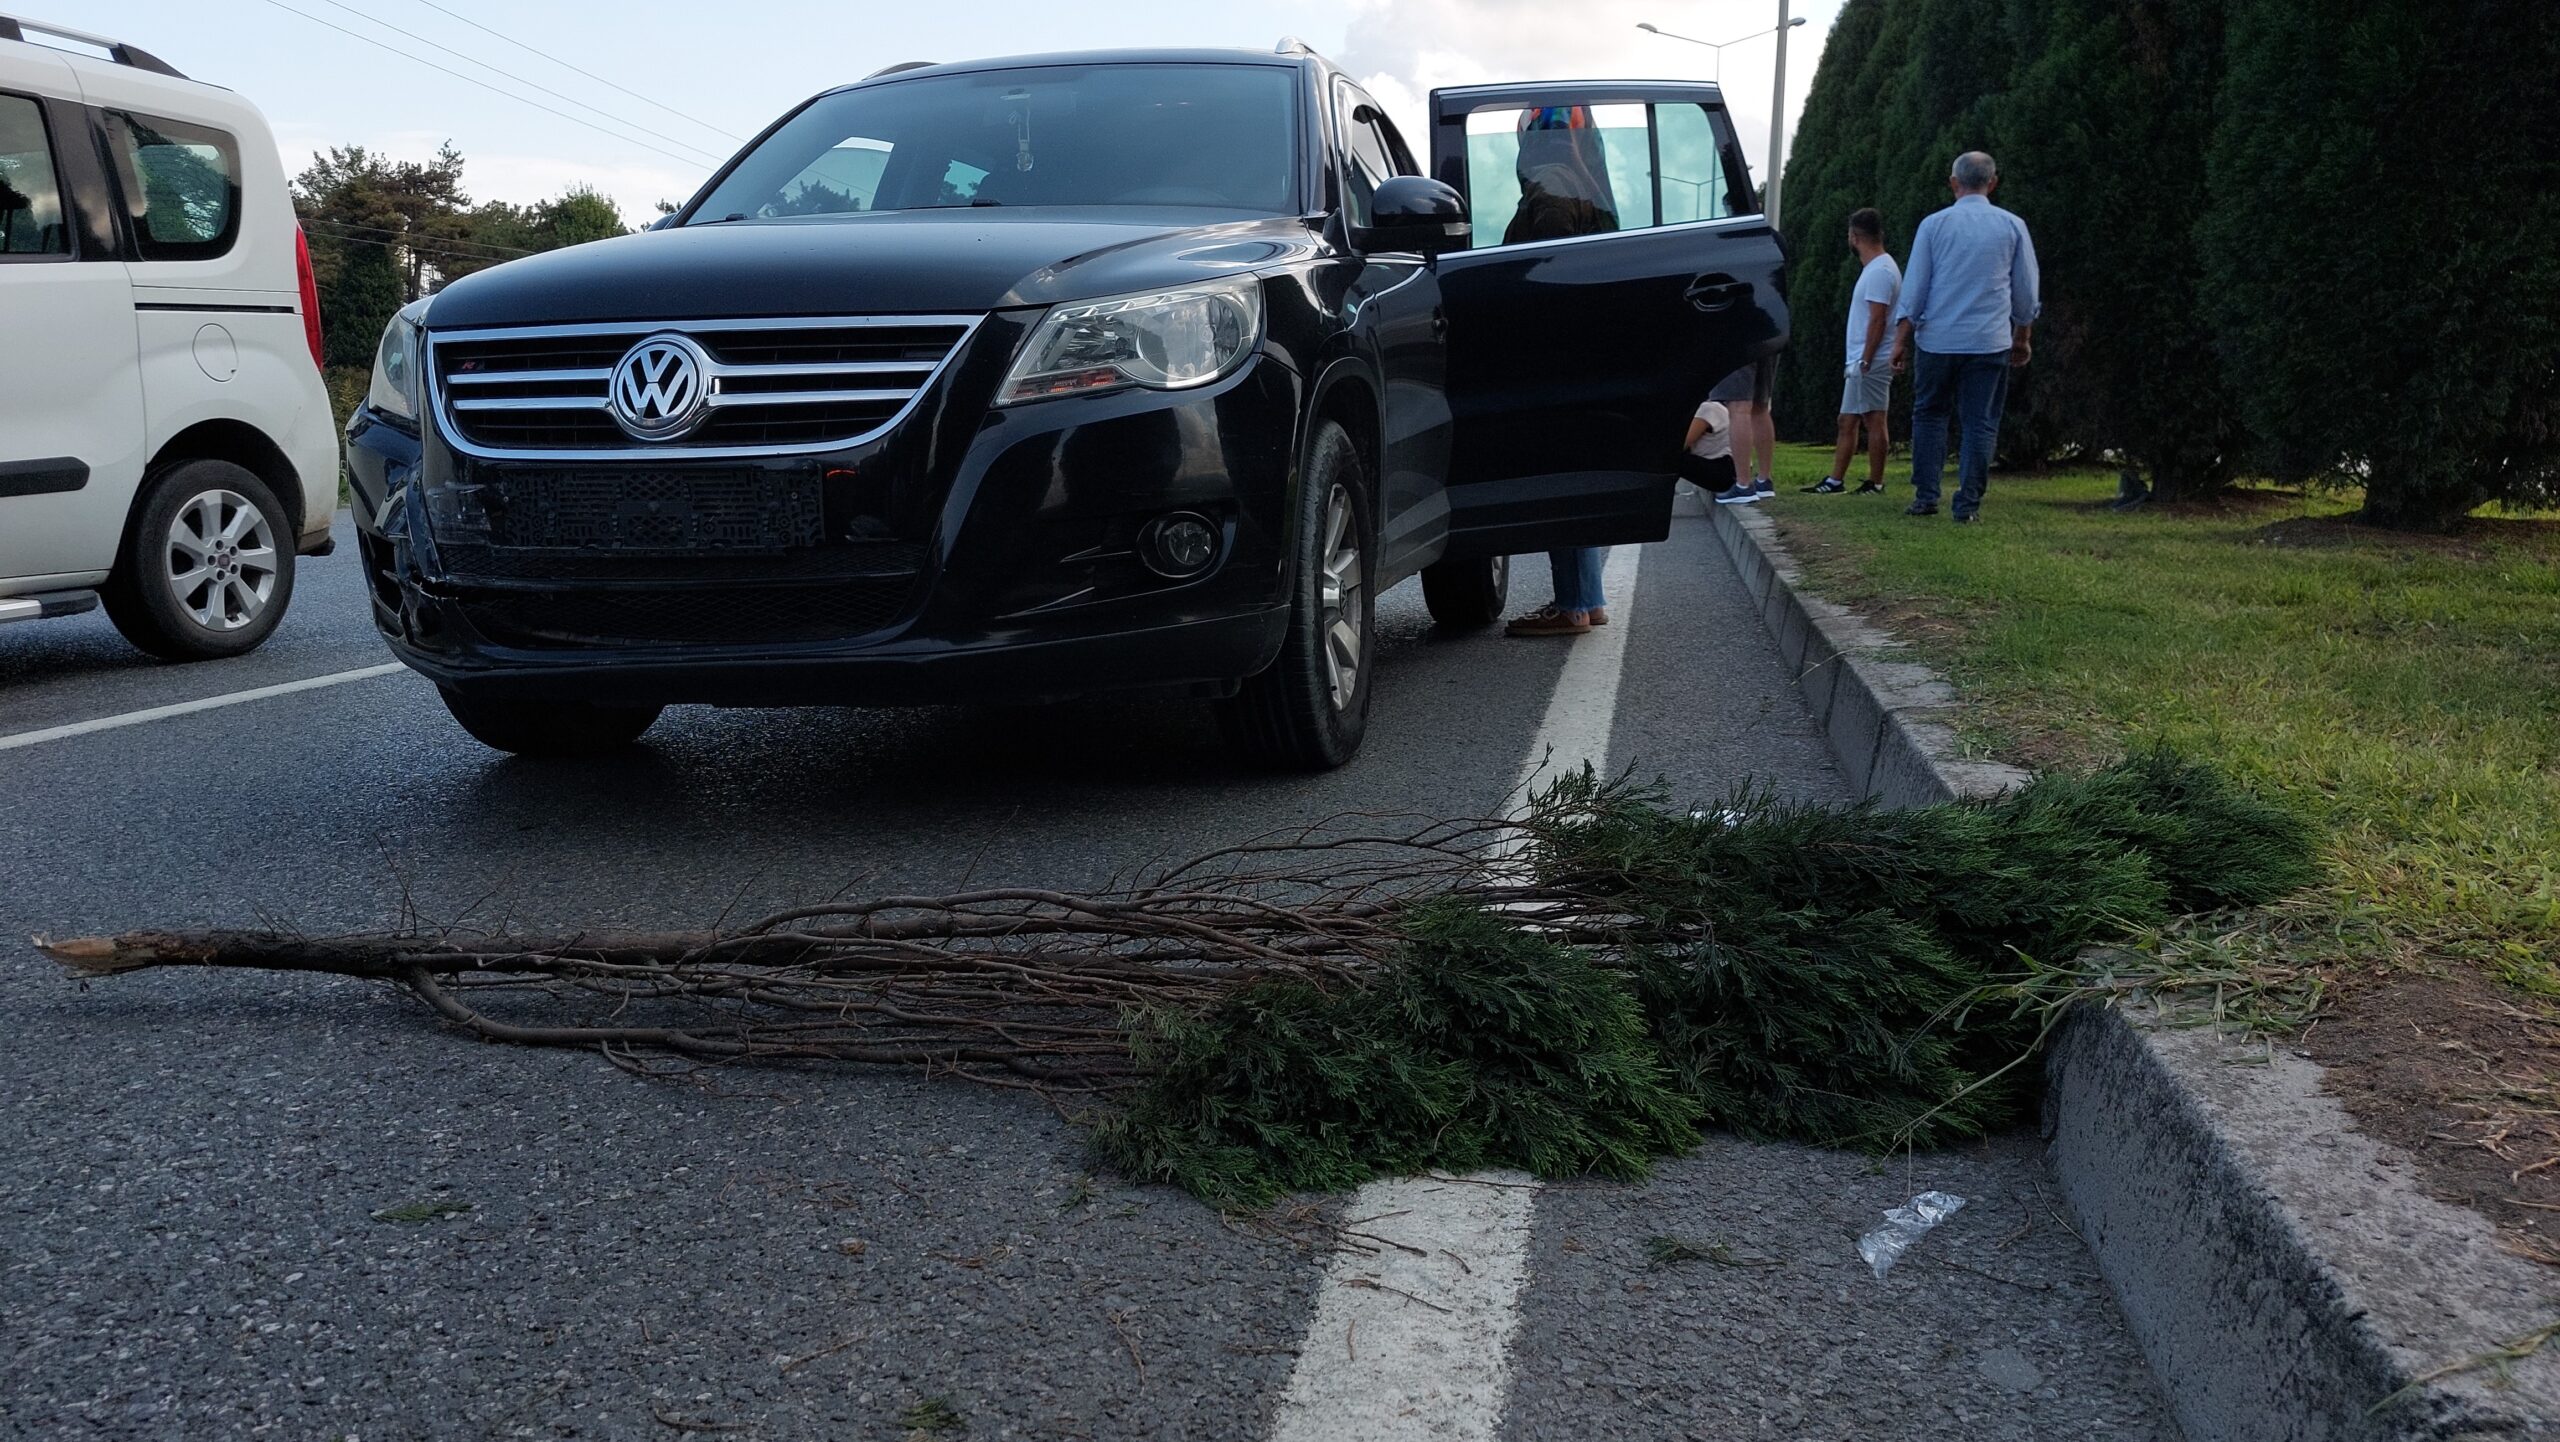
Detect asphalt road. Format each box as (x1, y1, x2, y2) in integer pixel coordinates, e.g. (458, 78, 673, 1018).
(0, 503, 2178, 1441)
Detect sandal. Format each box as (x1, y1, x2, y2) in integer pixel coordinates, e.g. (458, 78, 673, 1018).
(1505, 605, 1592, 637)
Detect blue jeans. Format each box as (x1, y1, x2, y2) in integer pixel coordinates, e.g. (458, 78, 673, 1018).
(1548, 547, 1608, 612)
(1909, 350, 2011, 516)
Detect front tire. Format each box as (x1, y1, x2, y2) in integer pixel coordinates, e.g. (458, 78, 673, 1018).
(1218, 421, 1374, 771)
(1420, 553, 1508, 629)
(102, 460, 296, 661)
(438, 686, 663, 757)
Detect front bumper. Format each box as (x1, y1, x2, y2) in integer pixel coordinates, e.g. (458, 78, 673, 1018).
(346, 327, 1303, 708)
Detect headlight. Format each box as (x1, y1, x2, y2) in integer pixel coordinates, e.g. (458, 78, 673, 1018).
(366, 302, 426, 425)
(998, 277, 1263, 405)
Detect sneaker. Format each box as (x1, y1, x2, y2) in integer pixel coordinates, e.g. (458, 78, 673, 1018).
(1802, 476, 1845, 494)
(1904, 502, 1939, 517)
(1712, 482, 1758, 506)
(1952, 512, 1979, 525)
(1852, 480, 1886, 495)
(1753, 476, 1776, 498)
(1505, 606, 1592, 637)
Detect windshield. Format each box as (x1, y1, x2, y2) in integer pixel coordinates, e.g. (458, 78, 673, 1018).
(691, 63, 1301, 221)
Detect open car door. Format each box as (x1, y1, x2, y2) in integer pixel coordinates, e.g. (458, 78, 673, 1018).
(1427, 81, 1786, 557)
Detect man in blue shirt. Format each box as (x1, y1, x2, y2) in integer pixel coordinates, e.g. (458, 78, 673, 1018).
(1889, 151, 2041, 522)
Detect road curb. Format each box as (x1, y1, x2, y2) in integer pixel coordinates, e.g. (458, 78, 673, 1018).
(1701, 499, 2560, 1440)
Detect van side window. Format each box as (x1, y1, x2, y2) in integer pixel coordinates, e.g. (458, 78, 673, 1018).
(0, 94, 69, 258)
(106, 110, 242, 261)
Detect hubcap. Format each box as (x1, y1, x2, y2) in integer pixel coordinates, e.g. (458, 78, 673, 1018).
(165, 488, 277, 632)
(1317, 484, 1366, 713)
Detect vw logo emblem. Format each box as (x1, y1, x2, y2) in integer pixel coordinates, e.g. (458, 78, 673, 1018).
(609, 334, 713, 440)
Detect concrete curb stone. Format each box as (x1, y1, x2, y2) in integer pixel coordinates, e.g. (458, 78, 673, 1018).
(1699, 499, 2560, 1440)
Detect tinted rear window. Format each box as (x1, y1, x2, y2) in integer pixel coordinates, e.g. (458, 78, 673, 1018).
(692, 63, 1300, 221)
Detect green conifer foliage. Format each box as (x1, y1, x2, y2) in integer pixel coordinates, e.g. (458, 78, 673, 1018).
(1101, 753, 2317, 1208)
(2201, 0, 2560, 527)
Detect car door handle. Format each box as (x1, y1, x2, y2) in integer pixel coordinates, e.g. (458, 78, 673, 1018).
(1685, 275, 1751, 312)
(1430, 306, 1447, 338)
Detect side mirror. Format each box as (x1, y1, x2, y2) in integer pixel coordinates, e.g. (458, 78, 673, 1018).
(1351, 175, 1469, 257)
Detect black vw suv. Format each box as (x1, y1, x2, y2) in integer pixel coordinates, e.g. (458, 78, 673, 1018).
(345, 44, 1785, 768)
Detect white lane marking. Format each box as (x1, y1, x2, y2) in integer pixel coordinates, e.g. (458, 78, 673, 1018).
(0, 662, 409, 752)
(1270, 545, 1643, 1442)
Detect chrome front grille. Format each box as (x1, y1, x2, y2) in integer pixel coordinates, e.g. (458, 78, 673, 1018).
(427, 315, 981, 460)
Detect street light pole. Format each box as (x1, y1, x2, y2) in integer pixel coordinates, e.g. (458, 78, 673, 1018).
(1635, 13, 1808, 225)
(1767, 0, 1793, 230)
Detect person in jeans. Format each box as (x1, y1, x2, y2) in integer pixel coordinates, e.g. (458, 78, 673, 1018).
(1889, 151, 2040, 522)
(1806, 207, 1900, 495)
(1505, 106, 1621, 637)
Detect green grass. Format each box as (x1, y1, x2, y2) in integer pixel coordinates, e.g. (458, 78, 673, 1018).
(1756, 443, 2560, 983)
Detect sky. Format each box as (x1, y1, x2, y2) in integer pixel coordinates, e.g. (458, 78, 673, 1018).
(64, 0, 1847, 225)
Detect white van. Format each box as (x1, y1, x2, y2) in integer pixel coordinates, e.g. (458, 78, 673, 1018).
(1, 14, 337, 658)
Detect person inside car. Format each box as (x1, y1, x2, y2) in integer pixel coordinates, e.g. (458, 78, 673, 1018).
(1505, 105, 1624, 638)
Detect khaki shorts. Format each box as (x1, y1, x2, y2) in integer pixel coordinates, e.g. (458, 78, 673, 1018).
(1840, 363, 1892, 415)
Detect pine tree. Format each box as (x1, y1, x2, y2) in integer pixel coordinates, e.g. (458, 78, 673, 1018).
(2201, 0, 2560, 528)
(1772, 0, 1888, 440)
(1992, 0, 2246, 498)
(322, 241, 403, 370)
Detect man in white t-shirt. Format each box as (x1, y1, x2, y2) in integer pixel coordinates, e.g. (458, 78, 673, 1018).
(1805, 208, 1902, 495)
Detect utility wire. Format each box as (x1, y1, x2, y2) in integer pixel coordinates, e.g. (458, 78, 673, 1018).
(408, 0, 745, 143)
(310, 233, 528, 270)
(255, 0, 713, 171)
(306, 0, 725, 163)
(302, 227, 545, 274)
(301, 218, 537, 261)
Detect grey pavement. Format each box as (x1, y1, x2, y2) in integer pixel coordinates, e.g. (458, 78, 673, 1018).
(0, 506, 2176, 1439)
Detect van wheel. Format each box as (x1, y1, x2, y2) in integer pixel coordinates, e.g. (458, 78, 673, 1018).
(1420, 554, 1508, 629)
(1218, 421, 1374, 770)
(438, 686, 663, 757)
(102, 460, 296, 661)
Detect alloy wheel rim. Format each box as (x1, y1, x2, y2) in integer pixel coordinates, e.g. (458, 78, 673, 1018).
(1317, 483, 1365, 713)
(165, 488, 277, 632)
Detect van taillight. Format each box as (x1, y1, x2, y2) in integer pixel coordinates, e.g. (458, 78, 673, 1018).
(294, 226, 325, 371)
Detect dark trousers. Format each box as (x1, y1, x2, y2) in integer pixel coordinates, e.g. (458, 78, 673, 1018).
(1908, 350, 2010, 516)
(1677, 453, 1738, 491)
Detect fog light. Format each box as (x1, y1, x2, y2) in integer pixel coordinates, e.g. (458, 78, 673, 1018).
(1139, 513, 1220, 578)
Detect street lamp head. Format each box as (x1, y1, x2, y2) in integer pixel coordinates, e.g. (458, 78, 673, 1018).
(1636, 22, 1659, 32)
(1787, 15, 1807, 24)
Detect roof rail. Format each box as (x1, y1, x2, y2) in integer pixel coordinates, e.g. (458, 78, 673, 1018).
(0, 14, 188, 78)
(863, 60, 936, 80)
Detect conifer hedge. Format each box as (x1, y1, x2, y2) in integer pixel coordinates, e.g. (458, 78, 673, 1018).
(1773, 0, 2560, 527)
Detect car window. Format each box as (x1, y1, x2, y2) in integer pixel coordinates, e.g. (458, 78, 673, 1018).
(1334, 82, 1399, 227)
(0, 94, 69, 258)
(1654, 102, 1743, 225)
(107, 110, 242, 261)
(692, 63, 1300, 221)
(1456, 101, 1744, 249)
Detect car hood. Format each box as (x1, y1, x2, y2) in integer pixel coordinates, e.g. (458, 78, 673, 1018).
(422, 208, 1324, 327)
